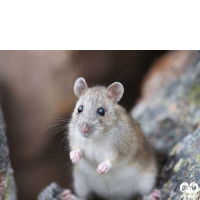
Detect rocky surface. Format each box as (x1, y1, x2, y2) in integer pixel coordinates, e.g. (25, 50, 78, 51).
(131, 51, 200, 156)
(159, 128, 200, 200)
(37, 183, 64, 200)
(0, 107, 17, 200)
(131, 50, 200, 199)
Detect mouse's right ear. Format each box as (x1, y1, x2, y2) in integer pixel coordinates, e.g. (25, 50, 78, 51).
(106, 82, 124, 103)
(74, 77, 88, 98)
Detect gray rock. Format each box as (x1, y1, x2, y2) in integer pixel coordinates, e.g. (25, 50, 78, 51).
(130, 51, 200, 199)
(159, 128, 200, 200)
(37, 182, 64, 200)
(131, 53, 200, 156)
(0, 107, 17, 200)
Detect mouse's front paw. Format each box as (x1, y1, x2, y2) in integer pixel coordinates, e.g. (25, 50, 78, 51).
(97, 160, 112, 174)
(70, 150, 82, 164)
(143, 189, 161, 200)
(61, 189, 80, 200)
(61, 189, 72, 200)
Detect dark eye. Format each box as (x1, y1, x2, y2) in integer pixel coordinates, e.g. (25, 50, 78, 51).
(78, 105, 83, 113)
(97, 107, 105, 116)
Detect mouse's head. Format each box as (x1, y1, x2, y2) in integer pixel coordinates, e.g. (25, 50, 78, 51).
(70, 77, 124, 139)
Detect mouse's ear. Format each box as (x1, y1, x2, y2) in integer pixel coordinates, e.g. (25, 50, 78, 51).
(74, 77, 88, 98)
(106, 82, 124, 103)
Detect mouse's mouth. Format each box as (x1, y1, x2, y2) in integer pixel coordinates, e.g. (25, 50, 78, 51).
(81, 133, 92, 138)
(80, 130, 93, 138)
(79, 123, 93, 138)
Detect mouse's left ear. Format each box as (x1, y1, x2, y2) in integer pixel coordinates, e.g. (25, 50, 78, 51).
(106, 82, 124, 103)
(74, 77, 88, 98)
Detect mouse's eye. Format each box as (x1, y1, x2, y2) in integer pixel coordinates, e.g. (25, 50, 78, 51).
(97, 107, 105, 116)
(78, 105, 83, 113)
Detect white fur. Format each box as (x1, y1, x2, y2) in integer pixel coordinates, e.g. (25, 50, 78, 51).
(69, 127, 156, 200)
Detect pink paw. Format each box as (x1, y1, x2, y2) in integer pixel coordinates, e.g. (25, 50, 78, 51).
(144, 189, 161, 200)
(70, 150, 82, 164)
(97, 160, 112, 174)
(61, 189, 72, 200)
(61, 189, 81, 200)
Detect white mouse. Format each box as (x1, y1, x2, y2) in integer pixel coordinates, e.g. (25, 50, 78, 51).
(61, 78, 160, 200)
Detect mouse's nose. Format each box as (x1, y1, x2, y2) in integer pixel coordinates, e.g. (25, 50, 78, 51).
(81, 123, 90, 134)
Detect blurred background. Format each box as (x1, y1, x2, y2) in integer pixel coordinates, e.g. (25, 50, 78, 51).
(0, 50, 195, 200)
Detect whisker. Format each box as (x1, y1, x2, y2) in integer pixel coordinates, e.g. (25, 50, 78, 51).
(47, 127, 67, 142)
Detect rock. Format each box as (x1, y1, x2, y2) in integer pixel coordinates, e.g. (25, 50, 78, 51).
(159, 128, 200, 199)
(37, 182, 64, 200)
(131, 51, 200, 199)
(0, 107, 17, 200)
(131, 51, 200, 156)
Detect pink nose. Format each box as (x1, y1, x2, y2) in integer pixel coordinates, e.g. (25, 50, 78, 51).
(81, 124, 89, 134)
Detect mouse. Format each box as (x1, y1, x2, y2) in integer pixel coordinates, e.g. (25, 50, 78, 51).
(61, 77, 160, 200)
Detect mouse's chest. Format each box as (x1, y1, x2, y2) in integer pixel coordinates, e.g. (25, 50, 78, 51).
(81, 141, 111, 163)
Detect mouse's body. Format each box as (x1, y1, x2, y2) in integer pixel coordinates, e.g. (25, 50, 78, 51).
(62, 78, 160, 200)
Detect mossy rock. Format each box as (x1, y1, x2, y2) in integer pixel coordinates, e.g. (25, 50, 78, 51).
(0, 107, 17, 200)
(132, 55, 200, 156)
(159, 129, 200, 200)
